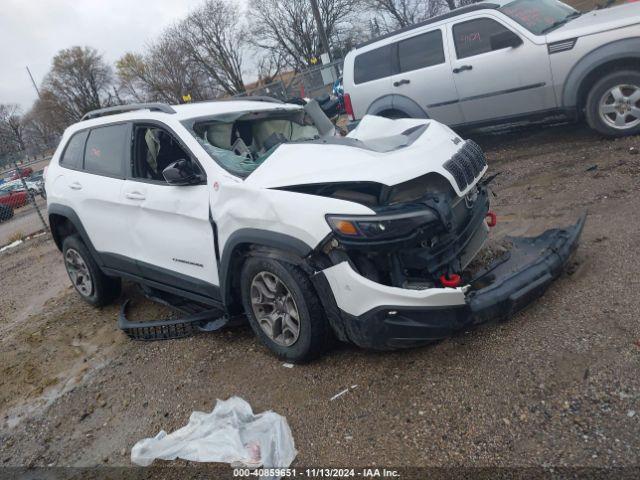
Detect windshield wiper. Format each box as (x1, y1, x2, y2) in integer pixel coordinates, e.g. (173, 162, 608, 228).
(540, 11, 582, 34)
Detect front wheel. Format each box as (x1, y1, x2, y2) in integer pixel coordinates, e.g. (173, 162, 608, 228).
(240, 256, 331, 362)
(585, 70, 640, 137)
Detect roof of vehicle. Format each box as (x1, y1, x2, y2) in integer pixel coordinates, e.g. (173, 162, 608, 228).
(354, 2, 502, 49)
(70, 99, 302, 132)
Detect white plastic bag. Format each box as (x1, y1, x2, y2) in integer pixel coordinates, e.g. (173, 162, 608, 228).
(131, 396, 296, 476)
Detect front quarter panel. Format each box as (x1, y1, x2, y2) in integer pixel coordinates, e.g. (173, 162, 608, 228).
(212, 185, 375, 257)
(554, 34, 640, 108)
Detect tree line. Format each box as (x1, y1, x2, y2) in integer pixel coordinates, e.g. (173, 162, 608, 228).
(0, 0, 477, 165)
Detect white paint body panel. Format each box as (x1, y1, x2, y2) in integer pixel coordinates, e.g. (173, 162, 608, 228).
(122, 180, 217, 284)
(322, 261, 466, 317)
(246, 116, 481, 197)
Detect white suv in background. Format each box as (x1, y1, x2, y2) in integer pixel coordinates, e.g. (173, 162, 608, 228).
(46, 100, 583, 361)
(343, 0, 640, 136)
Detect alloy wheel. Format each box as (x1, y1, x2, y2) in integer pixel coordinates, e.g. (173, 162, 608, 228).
(65, 248, 93, 297)
(250, 271, 301, 347)
(599, 84, 640, 130)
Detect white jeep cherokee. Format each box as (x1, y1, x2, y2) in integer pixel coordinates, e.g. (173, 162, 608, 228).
(46, 100, 584, 361)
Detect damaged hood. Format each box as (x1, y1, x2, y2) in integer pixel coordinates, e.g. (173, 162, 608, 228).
(245, 116, 475, 196)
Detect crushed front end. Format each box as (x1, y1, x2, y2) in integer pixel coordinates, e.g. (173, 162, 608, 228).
(310, 141, 585, 350)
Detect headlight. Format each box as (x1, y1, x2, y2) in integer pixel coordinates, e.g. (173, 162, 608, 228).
(326, 208, 439, 241)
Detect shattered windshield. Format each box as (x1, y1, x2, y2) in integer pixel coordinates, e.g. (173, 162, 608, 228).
(182, 109, 321, 178)
(500, 0, 579, 35)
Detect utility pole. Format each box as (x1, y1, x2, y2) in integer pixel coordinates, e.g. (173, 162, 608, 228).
(26, 66, 42, 100)
(310, 0, 332, 62)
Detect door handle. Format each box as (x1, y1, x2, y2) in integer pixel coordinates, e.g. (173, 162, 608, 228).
(393, 79, 411, 87)
(453, 65, 473, 74)
(69, 182, 82, 190)
(125, 192, 146, 200)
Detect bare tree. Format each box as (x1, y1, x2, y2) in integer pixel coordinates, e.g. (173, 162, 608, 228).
(364, 0, 481, 32)
(364, 0, 439, 29)
(442, 0, 482, 11)
(22, 91, 67, 146)
(248, 0, 362, 71)
(179, 0, 246, 95)
(42, 46, 114, 122)
(117, 27, 218, 104)
(0, 104, 26, 153)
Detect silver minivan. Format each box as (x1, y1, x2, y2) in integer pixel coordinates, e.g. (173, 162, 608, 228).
(343, 0, 640, 136)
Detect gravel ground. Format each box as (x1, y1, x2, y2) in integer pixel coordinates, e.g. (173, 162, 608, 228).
(0, 123, 639, 472)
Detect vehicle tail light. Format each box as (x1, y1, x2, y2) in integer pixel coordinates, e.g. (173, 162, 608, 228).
(344, 93, 355, 121)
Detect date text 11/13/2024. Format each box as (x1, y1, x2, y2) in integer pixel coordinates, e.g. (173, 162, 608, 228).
(233, 468, 401, 478)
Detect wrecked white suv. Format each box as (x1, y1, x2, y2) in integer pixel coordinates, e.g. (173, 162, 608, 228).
(46, 99, 584, 361)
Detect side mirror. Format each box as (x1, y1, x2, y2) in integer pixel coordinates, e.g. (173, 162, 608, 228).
(162, 159, 202, 186)
(490, 30, 523, 51)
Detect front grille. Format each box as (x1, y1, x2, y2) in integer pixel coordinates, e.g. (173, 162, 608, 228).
(443, 140, 487, 191)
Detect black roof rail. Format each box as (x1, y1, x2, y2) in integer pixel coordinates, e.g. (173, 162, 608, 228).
(81, 103, 176, 121)
(355, 3, 500, 49)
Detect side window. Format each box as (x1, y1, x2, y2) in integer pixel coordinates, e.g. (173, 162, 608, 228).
(84, 124, 129, 177)
(398, 30, 445, 73)
(60, 130, 88, 169)
(354, 44, 395, 84)
(132, 125, 192, 182)
(453, 18, 512, 59)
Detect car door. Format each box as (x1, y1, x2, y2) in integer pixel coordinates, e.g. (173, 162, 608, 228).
(447, 15, 556, 125)
(69, 123, 137, 272)
(390, 27, 464, 125)
(349, 43, 396, 119)
(122, 123, 219, 299)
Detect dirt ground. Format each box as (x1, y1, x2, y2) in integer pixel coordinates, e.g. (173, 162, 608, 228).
(1, 122, 639, 473)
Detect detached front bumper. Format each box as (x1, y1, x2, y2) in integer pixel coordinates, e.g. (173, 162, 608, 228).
(321, 215, 586, 350)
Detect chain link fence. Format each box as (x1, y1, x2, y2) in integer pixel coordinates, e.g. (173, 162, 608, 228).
(239, 59, 344, 101)
(0, 141, 57, 248)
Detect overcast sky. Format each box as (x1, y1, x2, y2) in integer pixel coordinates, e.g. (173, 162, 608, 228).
(0, 0, 212, 111)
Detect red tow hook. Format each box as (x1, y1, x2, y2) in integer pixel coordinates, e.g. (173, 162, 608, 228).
(486, 211, 497, 228)
(440, 273, 461, 288)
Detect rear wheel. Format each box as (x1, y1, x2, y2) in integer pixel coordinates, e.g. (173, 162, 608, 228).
(240, 255, 330, 362)
(62, 235, 121, 307)
(586, 70, 640, 137)
(380, 109, 409, 119)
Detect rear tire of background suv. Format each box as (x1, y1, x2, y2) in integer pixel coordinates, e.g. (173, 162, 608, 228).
(240, 255, 331, 362)
(62, 235, 121, 307)
(380, 109, 408, 119)
(585, 70, 640, 137)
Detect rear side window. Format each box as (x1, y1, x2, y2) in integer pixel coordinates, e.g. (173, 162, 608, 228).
(453, 18, 512, 59)
(398, 30, 445, 73)
(60, 130, 88, 169)
(84, 124, 129, 177)
(354, 44, 395, 84)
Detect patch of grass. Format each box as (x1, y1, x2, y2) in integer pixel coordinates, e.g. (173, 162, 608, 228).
(8, 231, 24, 243)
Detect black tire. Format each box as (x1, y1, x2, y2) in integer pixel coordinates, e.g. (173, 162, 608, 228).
(380, 109, 409, 119)
(240, 255, 331, 362)
(585, 70, 640, 137)
(62, 235, 121, 307)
